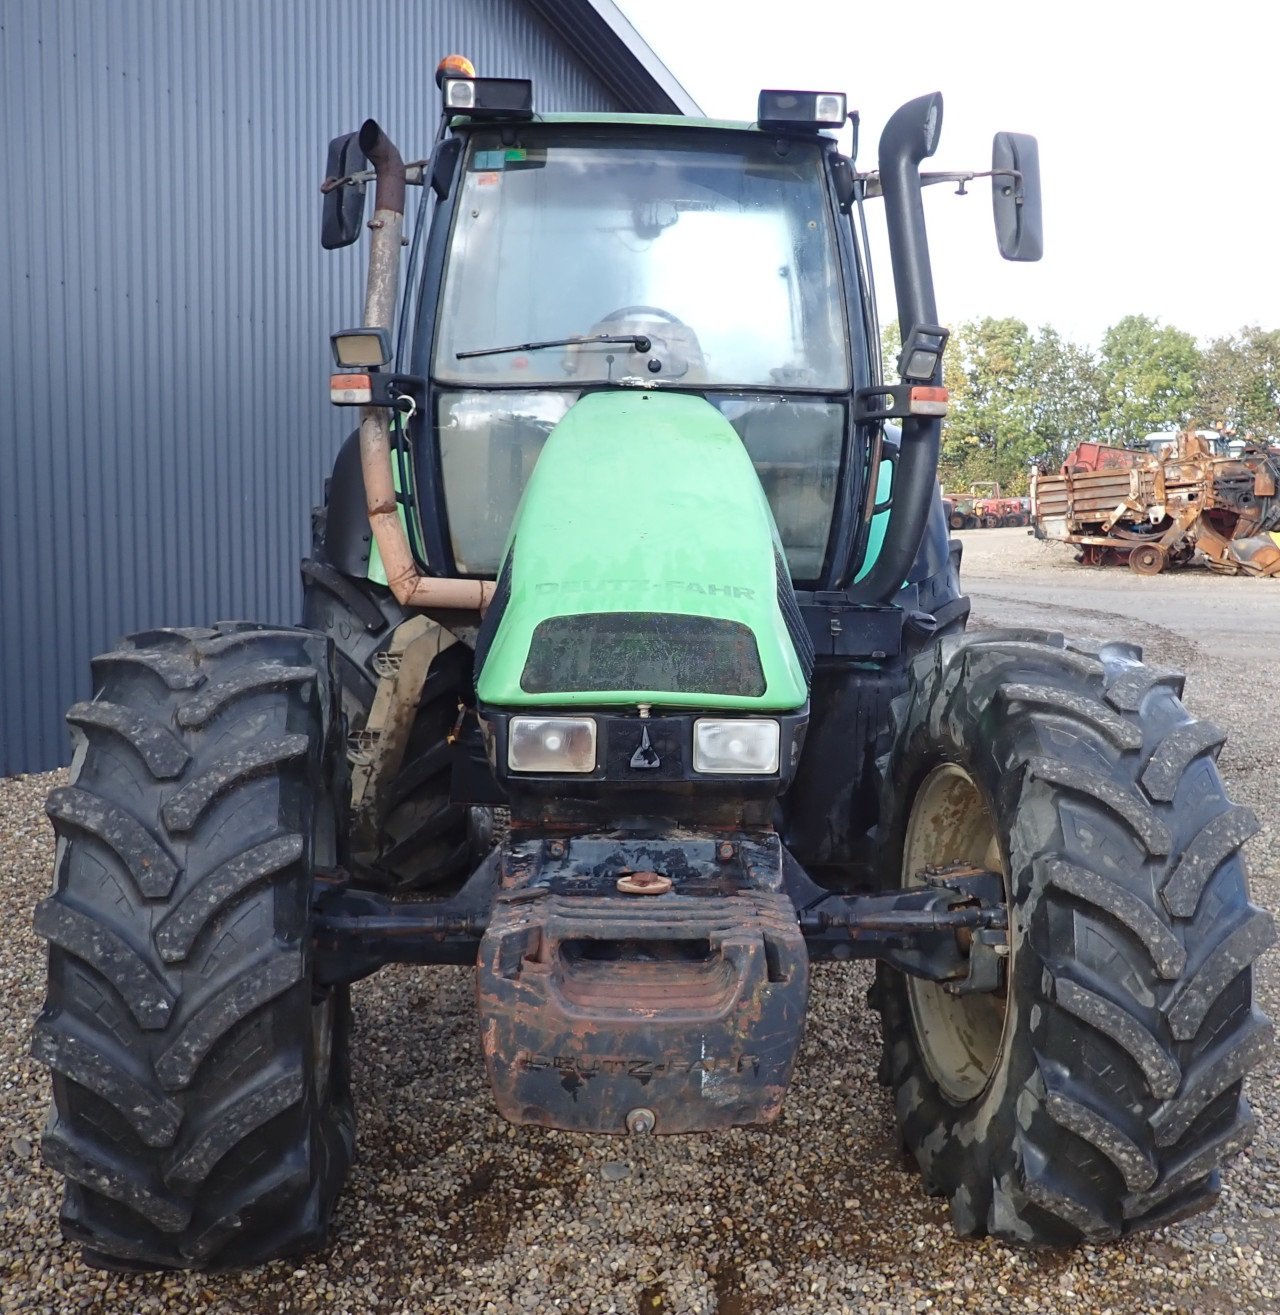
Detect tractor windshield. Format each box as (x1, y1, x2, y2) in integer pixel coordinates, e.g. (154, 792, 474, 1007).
(434, 128, 849, 389)
(428, 126, 852, 582)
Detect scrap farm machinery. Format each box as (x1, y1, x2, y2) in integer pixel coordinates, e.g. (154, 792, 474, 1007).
(1032, 432, 1280, 575)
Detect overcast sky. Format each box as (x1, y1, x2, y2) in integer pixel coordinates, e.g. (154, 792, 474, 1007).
(615, 0, 1276, 349)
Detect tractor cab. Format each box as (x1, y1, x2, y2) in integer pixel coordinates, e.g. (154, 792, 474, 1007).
(322, 71, 1041, 634)
(425, 116, 858, 585)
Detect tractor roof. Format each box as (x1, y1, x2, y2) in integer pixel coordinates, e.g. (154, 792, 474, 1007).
(537, 111, 759, 132)
(451, 111, 764, 134)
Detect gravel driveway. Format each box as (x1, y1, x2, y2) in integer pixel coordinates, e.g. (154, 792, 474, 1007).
(1, 528, 1276, 1313)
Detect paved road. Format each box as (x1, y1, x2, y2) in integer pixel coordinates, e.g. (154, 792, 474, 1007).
(962, 527, 1280, 666)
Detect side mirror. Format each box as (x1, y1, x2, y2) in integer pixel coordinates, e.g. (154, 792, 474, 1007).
(991, 131, 1042, 262)
(321, 131, 367, 250)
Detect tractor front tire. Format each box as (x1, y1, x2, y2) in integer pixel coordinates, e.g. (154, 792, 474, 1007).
(33, 624, 354, 1270)
(300, 560, 476, 890)
(873, 630, 1273, 1245)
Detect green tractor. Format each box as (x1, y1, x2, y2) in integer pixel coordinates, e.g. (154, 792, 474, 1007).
(34, 61, 1272, 1270)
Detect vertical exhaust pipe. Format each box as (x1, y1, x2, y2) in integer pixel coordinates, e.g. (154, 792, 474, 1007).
(848, 93, 946, 605)
(356, 119, 495, 611)
(358, 120, 407, 329)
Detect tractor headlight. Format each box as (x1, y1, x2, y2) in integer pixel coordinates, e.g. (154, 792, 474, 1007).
(757, 89, 848, 132)
(508, 716, 597, 773)
(443, 78, 476, 111)
(692, 719, 780, 774)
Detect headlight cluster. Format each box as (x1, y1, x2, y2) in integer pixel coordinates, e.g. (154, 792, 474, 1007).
(508, 717, 597, 773)
(505, 715, 782, 776)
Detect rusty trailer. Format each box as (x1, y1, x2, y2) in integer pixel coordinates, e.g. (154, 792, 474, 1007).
(1031, 431, 1280, 575)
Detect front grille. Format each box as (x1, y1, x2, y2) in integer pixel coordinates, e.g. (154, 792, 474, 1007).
(520, 612, 766, 697)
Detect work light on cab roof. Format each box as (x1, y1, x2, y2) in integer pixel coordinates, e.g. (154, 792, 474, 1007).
(757, 89, 848, 131)
(436, 53, 533, 119)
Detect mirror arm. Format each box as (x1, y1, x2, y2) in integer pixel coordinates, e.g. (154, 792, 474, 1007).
(854, 166, 1023, 199)
(322, 161, 429, 193)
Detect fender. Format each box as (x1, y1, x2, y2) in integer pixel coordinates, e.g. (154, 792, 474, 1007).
(320, 429, 375, 578)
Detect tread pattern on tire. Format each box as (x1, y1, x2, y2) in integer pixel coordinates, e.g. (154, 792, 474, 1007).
(33, 623, 354, 1270)
(873, 628, 1274, 1245)
(45, 786, 181, 897)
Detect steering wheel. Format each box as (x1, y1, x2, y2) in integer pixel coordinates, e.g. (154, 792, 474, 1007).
(598, 305, 685, 327)
(572, 305, 699, 381)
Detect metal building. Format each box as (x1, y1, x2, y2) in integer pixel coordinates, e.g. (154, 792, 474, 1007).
(0, 0, 699, 774)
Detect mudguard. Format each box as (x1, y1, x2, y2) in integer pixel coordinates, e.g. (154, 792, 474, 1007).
(320, 430, 374, 578)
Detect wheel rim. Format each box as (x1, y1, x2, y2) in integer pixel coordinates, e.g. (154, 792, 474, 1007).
(1130, 544, 1163, 575)
(902, 764, 1011, 1103)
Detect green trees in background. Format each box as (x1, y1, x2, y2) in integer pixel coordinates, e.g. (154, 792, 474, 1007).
(1198, 326, 1280, 439)
(882, 317, 1280, 494)
(1097, 316, 1200, 448)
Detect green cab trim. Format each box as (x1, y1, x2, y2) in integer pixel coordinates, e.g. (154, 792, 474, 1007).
(854, 456, 894, 585)
(475, 391, 808, 712)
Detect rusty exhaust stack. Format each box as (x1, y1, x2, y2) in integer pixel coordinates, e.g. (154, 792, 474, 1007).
(356, 119, 496, 612)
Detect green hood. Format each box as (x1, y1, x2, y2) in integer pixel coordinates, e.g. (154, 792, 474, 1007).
(474, 391, 810, 712)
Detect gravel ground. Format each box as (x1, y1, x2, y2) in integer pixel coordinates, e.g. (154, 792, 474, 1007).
(1, 528, 1276, 1313)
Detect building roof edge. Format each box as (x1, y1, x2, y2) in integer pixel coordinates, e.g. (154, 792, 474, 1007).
(524, 0, 703, 114)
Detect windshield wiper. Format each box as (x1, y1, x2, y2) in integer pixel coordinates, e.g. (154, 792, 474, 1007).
(456, 332, 651, 360)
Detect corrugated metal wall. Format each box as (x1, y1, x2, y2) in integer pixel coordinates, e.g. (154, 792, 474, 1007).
(0, 0, 623, 773)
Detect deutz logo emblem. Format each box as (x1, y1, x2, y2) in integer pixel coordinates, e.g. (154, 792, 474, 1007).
(629, 725, 661, 770)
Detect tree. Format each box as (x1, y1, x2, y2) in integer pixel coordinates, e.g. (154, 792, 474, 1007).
(1198, 326, 1280, 439)
(1022, 327, 1104, 471)
(1098, 315, 1200, 446)
(944, 317, 1037, 489)
(1238, 327, 1280, 438)
(878, 313, 1280, 492)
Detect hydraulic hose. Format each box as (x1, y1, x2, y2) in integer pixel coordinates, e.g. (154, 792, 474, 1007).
(356, 119, 495, 612)
(847, 93, 946, 605)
